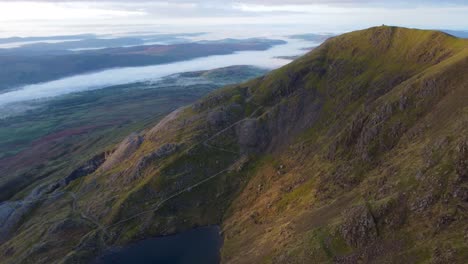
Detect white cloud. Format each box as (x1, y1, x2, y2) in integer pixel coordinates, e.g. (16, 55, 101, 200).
(0, 1, 146, 21)
(232, 3, 352, 13)
(0, 0, 467, 37)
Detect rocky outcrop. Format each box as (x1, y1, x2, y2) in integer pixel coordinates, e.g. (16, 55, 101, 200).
(236, 118, 269, 154)
(455, 138, 468, 181)
(340, 205, 378, 248)
(0, 183, 64, 244)
(131, 143, 181, 181)
(235, 89, 322, 154)
(100, 133, 143, 172)
(207, 103, 243, 130)
(65, 153, 108, 185)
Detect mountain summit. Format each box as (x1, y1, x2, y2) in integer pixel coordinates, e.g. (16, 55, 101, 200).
(1, 26, 467, 263)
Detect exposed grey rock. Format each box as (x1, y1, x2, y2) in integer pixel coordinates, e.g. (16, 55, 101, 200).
(236, 118, 269, 154)
(411, 192, 437, 213)
(373, 195, 407, 229)
(207, 103, 243, 130)
(431, 245, 457, 264)
(207, 110, 228, 128)
(25, 183, 51, 201)
(63, 153, 108, 186)
(455, 138, 467, 182)
(436, 213, 456, 231)
(0, 200, 34, 243)
(0, 183, 65, 244)
(131, 143, 181, 181)
(422, 137, 450, 169)
(228, 156, 249, 173)
(100, 133, 143, 172)
(45, 152, 109, 194)
(340, 205, 378, 248)
(452, 186, 468, 203)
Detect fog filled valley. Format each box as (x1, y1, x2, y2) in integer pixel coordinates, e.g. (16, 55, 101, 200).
(0, 36, 321, 110)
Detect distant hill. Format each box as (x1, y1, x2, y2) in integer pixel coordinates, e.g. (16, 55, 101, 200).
(0, 34, 96, 44)
(289, 33, 334, 41)
(443, 29, 468, 38)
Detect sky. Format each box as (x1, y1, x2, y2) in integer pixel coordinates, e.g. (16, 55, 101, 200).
(0, 0, 467, 37)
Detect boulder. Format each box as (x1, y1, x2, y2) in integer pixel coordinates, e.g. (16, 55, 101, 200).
(340, 205, 378, 248)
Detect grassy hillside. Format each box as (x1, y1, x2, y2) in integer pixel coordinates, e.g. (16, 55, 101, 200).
(1, 26, 467, 264)
(0, 65, 267, 202)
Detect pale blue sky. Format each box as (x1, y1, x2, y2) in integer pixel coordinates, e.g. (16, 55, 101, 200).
(0, 0, 467, 37)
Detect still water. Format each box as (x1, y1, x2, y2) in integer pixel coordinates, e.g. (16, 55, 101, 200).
(93, 226, 222, 264)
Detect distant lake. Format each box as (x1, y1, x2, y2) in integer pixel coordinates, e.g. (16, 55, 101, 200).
(93, 226, 222, 264)
(0, 38, 320, 107)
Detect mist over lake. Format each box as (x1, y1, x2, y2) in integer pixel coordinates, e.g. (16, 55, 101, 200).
(0, 38, 318, 107)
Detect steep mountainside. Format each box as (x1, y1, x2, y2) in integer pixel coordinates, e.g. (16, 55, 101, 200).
(1, 26, 467, 264)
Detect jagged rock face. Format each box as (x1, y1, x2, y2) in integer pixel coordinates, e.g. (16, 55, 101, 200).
(0, 182, 66, 244)
(208, 110, 229, 129)
(207, 104, 243, 128)
(0, 201, 36, 244)
(263, 90, 322, 151)
(63, 152, 108, 185)
(340, 205, 378, 248)
(131, 143, 181, 182)
(237, 118, 269, 153)
(100, 133, 143, 172)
